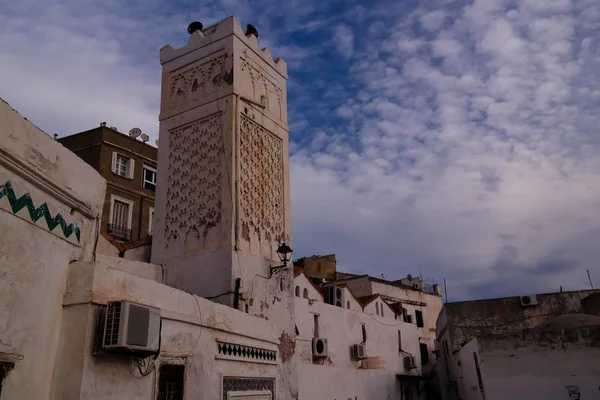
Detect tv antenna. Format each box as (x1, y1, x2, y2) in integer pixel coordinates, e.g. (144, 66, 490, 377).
(128, 128, 142, 139)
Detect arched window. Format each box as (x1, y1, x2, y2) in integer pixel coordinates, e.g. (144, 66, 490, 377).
(375, 302, 380, 315)
(295, 286, 300, 297)
(303, 288, 309, 299)
(347, 301, 351, 309)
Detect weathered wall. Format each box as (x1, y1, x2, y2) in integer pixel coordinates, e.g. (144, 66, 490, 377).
(295, 254, 337, 281)
(477, 327, 600, 400)
(294, 293, 425, 399)
(52, 260, 295, 400)
(0, 98, 105, 400)
(440, 290, 599, 353)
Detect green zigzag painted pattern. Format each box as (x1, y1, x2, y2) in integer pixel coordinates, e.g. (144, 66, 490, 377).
(0, 181, 81, 242)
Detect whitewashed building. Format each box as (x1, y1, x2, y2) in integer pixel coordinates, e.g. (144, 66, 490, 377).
(0, 15, 444, 400)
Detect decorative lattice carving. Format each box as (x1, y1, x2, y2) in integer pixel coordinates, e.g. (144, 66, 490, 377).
(165, 113, 223, 242)
(239, 115, 284, 244)
(240, 58, 283, 119)
(166, 51, 231, 111)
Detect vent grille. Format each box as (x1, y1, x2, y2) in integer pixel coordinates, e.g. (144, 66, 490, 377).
(104, 301, 122, 346)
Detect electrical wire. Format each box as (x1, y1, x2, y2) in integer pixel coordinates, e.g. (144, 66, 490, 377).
(190, 294, 203, 353)
(133, 356, 156, 377)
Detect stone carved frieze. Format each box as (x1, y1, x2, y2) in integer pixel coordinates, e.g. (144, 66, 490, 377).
(240, 58, 283, 120)
(166, 51, 231, 111)
(165, 113, 223, 243)
(239, 114, 284, 245)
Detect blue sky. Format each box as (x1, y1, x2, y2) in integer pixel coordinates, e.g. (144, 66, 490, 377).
(1, 0, 599, 300)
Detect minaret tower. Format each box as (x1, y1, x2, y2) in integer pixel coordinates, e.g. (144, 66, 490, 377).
(152, 17, 293, 324)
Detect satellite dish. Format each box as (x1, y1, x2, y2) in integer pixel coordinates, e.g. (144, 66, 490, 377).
(129, 128, 142, 139)
(154, 139, 159, 146)
(141, 133, 150, 143)
(407, 274, 413, 281)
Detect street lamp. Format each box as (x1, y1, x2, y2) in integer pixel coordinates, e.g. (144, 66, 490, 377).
(270, 243, 293, 277)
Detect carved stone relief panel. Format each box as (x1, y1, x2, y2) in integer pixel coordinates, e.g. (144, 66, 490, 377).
(240, 58, 283, 120)
(165, 113, 223, 244)
(165, 50, 232, 112)
(239, 114, 284, 245)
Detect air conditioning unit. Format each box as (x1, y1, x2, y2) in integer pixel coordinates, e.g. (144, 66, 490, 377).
(312, 338, 328, 358)
(326, 286, 345, 307)
(103, 301, 161, 355)
(520, 295, 538, 307)
(351, 344, 367, 360)
(404, 356, 417, 370)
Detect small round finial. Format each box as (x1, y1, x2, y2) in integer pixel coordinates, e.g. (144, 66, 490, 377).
(187, 21, 203, 35)
(246, 24, 259, 38)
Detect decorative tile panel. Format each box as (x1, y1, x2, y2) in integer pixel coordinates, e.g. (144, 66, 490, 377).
(216, 341, 277, 364)
(0, 179, 81, 245)
(222, 376, 275, 400)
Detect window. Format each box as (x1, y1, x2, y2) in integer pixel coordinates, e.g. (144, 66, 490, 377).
(361, 324, 367, 343)
(403, 309, 413, 324)
(303, 288, 308, 299)
(157, 364, 185, 400)
(143, 165, 156, 191)
(415, 310, 424, 327)
(375, 302, 379, 315)
(295, 286, 300, 297)
(381, 304, 384, 317)
(313, 314, 319, 337)
(398, 331, 402, 351)
(346, 301, 350, 309)
(111, 152, 135, 179)
(108, 195, 133, 242)
(420, 343, 429, 365)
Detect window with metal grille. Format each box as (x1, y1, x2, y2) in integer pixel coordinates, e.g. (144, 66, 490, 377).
(112, 200, 129, 227)
(415, 310, 424, 327)
(143, 166, 156, 191)
(420, 343, 429, 365)
(157, 364, 185, 400)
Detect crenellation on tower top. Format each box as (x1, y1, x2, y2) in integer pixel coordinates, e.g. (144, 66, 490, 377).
(159, 16, 287, 78)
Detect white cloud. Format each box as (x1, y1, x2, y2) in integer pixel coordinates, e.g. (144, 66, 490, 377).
(333, 24, 354, 59)
(2, 0, 599, 299)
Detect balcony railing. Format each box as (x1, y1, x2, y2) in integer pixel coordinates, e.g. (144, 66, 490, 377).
(107, 223, 132, 242)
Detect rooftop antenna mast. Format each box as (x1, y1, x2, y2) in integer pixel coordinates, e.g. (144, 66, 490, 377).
(587, 269, 594, 289)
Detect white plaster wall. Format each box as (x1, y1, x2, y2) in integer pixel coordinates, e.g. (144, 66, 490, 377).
(294, 296, 423, 400)
(0, 98, 105, 400)
(454, 339, 484, 400)
(294, 273, 323, 302)
(52, 260, 297, 400)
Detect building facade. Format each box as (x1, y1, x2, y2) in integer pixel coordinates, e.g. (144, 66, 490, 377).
(58, 124, 157, 243)
(436, 290, 600, 400)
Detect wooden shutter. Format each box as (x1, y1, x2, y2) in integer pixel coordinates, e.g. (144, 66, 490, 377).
(111, 152, 118, 173)
(128, 159, 135, 179)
